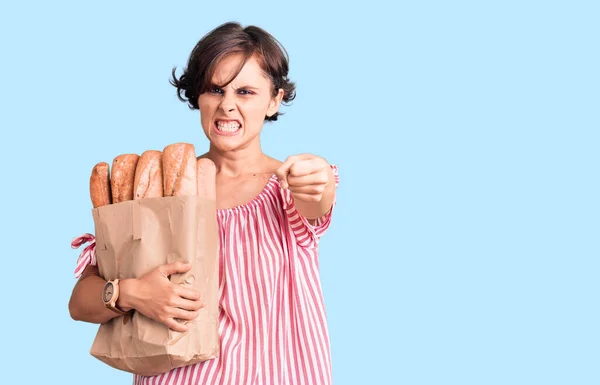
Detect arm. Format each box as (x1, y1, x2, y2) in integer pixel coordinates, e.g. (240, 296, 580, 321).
(68, 262, 204, 332)
(68, 264, 137, 324)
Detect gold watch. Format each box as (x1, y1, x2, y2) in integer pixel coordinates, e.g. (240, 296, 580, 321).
(102, 279, 129, 315)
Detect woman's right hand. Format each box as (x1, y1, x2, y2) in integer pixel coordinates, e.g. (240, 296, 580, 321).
(119, 262, 204, 332)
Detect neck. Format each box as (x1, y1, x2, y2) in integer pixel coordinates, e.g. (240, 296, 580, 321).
(206, 141, 268, 178)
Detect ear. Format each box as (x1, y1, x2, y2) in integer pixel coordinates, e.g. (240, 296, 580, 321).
(267, 88, 284, 118)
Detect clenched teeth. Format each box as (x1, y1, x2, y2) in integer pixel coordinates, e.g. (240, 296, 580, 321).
(217, 121, 241, 132)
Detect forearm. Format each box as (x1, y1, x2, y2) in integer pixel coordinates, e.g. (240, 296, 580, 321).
(68, 265, 137, 324)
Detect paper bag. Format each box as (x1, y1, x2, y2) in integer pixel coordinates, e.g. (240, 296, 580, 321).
(89, 195, 220, 376)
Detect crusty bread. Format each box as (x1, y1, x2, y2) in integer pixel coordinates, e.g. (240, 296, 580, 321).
(111, 154, 140, 203)
(133, 150, 164, 199)
(90, 162, 112, 208)
(196, 158, 217, 200)
(162, 143, 197, 196)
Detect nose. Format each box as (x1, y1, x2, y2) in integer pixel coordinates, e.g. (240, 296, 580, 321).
(219, 93, 235, 113)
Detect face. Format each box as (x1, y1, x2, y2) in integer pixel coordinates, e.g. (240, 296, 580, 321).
(103, 282, 114, 302)
(197, 53, 284, 153)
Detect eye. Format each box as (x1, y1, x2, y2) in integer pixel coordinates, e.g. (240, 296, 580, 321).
(237, 89, 255, 95)
(208, 87, 223, 95)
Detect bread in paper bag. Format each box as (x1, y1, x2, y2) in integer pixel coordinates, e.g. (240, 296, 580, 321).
(89, 145, 220, 376)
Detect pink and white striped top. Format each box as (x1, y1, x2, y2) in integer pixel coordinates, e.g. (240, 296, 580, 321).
(73, 165, 339, 385)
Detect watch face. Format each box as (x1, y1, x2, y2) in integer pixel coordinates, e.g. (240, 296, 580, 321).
(103, 282, 114, 303)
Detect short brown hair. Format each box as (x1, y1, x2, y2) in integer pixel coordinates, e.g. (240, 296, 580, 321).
(170, 22, 296, 121)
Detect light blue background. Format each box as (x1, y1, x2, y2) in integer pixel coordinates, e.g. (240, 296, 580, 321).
(0, 1, 598, 384)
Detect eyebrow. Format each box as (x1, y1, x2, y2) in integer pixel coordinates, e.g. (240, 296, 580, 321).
(207, 82, 260, 91)
(235, 85, 259, 90)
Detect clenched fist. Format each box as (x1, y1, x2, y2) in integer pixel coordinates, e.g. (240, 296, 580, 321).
(275, 154, 332, 202)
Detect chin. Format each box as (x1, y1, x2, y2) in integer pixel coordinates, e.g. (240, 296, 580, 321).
(209, 137, 245, 153)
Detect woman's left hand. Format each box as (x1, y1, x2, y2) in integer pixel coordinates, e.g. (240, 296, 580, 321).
(275, 154, 332, 203)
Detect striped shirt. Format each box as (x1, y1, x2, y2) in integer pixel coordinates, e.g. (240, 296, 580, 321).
(74, 165, 339, 385)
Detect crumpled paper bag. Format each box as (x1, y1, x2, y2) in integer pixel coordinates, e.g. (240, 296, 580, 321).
(89, 195, 219, 376)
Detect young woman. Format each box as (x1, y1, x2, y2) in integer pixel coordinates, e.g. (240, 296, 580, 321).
(70, 21, 340, 385)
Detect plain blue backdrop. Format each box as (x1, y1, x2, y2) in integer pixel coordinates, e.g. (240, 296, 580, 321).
(0, 1, 598, 384)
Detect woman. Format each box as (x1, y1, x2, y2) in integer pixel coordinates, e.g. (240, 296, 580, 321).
(69, 21, 339, 385)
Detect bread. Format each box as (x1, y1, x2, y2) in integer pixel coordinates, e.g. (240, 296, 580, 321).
(196, 158, 217, 200)
(89, 162, 112, 208)
(162, 143, 197, 196)
(111, 154, 140, 203)
(133, 150, 164, 199)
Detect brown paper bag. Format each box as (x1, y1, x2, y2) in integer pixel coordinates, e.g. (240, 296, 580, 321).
(89, 195, 220, 376)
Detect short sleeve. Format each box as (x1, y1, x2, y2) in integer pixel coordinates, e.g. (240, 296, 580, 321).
(282, 164, 340, 249)
(71, 233, 97, 278)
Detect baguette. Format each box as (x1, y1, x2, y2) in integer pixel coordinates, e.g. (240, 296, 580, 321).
(133, 150, 164, 199)
(162, 143, 197, 196)
(111, 154, 140, 203)
(196, 158, 217, 200)
(89, 162, 112, 208)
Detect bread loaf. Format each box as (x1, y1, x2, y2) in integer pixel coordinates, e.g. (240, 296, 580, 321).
(89, 162, 112, 208)
(196, 158, 217, 200)
(162, 143, 197, 196)
(111, 154, 140, 203)
(133, 150, 164, 199)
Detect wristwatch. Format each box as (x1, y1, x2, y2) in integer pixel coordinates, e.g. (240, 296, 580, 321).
(102, 279, 129, 315)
